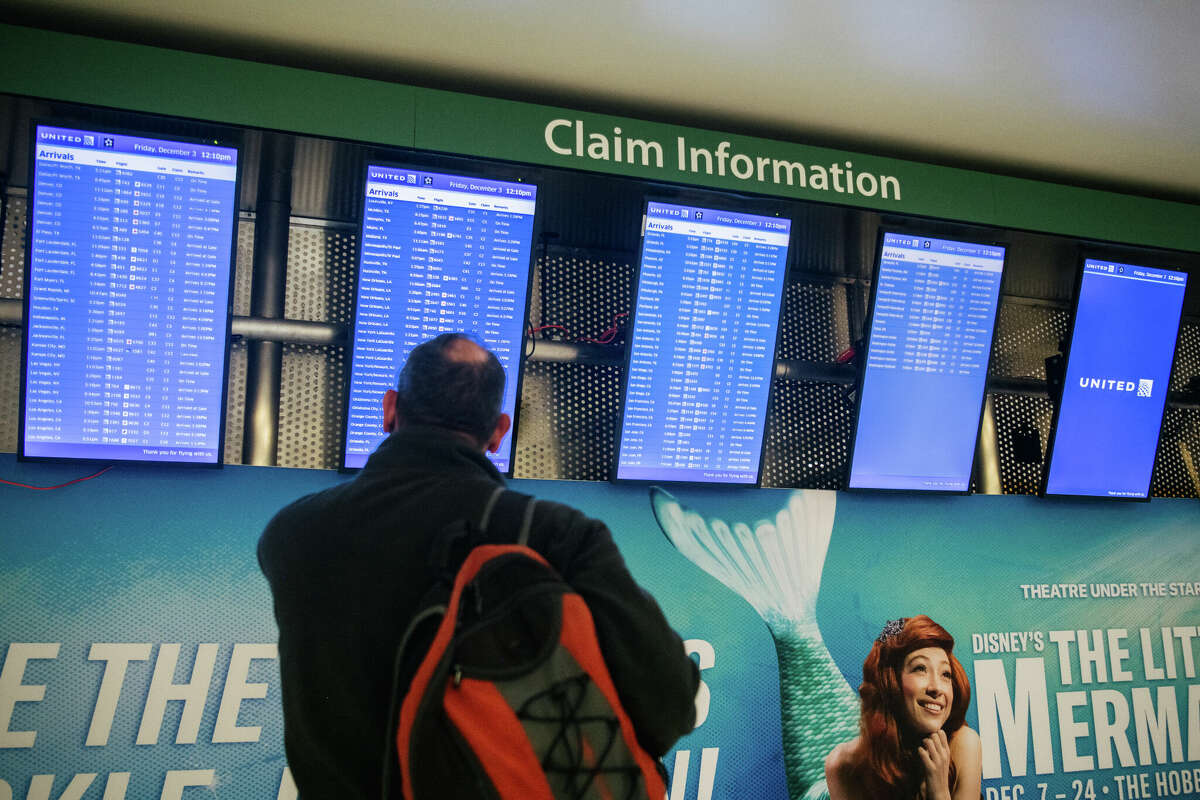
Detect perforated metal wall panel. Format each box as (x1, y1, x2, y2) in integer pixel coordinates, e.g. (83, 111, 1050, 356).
(989, 301, 1070, 380)
(1151, 407, 1200, 498)
(512, 364, 558, 478)
(1, 194, 25, 299)
(535, 249, 633, 344)
(0, 327, 19, 452)
(990, 392, 1053, 495)
(1, 193, 25, 453)
(277, 343, 347, 470)
(221, 219, 256, 464)
(1170, 320, 1198, 393)
(234, 219, 255, 317)
(284, 224, 359, 323)
(762, 381, 853, 489)
(223, 340, 247, 465)
(1155, 318, 1200, 497)
(777, 281, 851, 362)
(513, 361, 621, 481)
(252, 218, 359, 470)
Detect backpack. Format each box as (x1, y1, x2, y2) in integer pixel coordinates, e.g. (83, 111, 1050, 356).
(389, 487, 667, 800)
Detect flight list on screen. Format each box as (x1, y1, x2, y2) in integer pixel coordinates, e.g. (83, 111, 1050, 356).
(343, 166, 537, 471)
(849, 233, 1006, 491)
(616, 202, 791, 484)
(1045, 260, 1187, 498)
(21, 124, 239, 464)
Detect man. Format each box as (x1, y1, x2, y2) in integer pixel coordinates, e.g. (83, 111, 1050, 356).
(259, 333, 699, 799)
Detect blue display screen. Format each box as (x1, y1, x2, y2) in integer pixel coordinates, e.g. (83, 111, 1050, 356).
(1045, 260, 1188, 498)
(343, 166, 537, 471)
(849, 233, 1006, 491)
(21, 124, 239, 464)
(615, 201, 790, 484)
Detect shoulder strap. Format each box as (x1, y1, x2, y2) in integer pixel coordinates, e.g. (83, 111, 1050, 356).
(478, 485, 505, 531)
(480, 485, 537, 547)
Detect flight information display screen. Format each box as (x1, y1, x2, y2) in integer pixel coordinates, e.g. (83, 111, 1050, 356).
(1044, 259, 1188, 498)
(615, 201, 791, 484)
(343, 165, 537, 471)
(20, 123, 239, 464)
(849, 233, 1006, 491)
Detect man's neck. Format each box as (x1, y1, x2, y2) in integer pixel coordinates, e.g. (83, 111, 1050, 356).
(394, 423, 484, 453)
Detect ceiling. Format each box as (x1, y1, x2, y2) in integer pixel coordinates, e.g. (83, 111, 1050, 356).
(6, 0, 1200, 204)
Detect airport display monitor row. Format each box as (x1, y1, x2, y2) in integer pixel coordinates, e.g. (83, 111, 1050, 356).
(17, 120, 1192, 496)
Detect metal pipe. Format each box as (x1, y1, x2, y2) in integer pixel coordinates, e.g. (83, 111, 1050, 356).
(0, 297, 19, 326)
(242, 133, 294, 466)
(974, 394, 1003, 494)
(775, 359, 856, 383)
(5, 296, 1199, 413)
(523, 339, 620, 365)
(233, 316, 345, 346)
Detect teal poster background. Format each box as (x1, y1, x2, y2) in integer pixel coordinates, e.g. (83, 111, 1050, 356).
(1, 454, 1198, 799)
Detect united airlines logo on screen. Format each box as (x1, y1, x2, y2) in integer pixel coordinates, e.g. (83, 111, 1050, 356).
(1078, 377, 1152, 397)
(39, 130, 83, 144)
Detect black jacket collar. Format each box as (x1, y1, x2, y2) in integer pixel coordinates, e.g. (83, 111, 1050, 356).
(362, 425, 505, 483)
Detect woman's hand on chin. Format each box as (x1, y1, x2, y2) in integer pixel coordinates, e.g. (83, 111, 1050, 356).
(918, 729, 953, 800)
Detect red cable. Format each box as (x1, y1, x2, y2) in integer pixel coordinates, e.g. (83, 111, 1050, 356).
(0, 465, 113, 490)
(580, 312, 629, 344)
(533, 312, 629, 344)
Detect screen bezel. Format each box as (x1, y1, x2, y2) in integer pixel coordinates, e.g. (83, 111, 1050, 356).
(338, 154, 541, 475)
(1040, 250, 1189, 501)
(18, 117, 244, 467)
(845, 227, 1008, 494)
(611, 192, 794, 488)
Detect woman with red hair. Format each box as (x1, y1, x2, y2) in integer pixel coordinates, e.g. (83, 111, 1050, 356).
(825, 615, 981, 800)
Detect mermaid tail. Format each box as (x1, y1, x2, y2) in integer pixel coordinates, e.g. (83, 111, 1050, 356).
(651, 489, 858, 800)
(771, 618, 858, 794)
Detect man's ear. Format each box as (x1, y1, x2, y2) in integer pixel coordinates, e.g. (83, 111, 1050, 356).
(382, 389, 398, 433)
(485, 412, 512, 454)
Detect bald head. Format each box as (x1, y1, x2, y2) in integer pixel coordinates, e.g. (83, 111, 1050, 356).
(385, 333, 508, 449)
(443, 335, 490, 365)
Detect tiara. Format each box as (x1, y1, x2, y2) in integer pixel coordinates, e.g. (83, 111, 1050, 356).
(876, 618, 909, 643)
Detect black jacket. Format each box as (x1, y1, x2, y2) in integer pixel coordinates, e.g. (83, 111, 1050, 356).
(258, 426, 699, 799)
